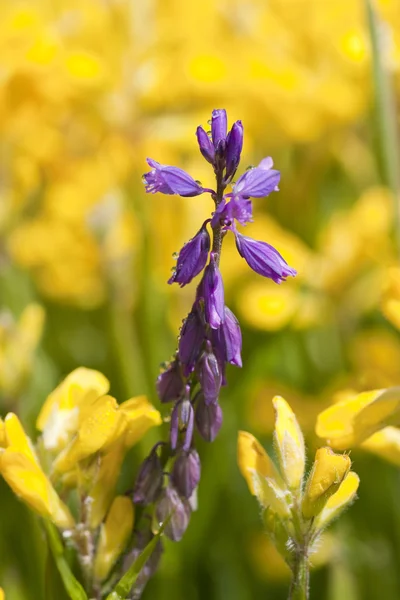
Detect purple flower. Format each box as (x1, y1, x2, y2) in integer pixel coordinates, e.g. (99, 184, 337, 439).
(212, 306, 242, 367)
(155, 485, 191, 542)
(235, 232, 297, 283)
(197, 342, 222, 405)
(211, 109, 228, 151)
(195, 393, 223, 442)
(196, 127, 215, 164)
(156, 360, 184, 403)
(211, 196, 253, 228)
(178, 308, 205, 376)
(233, 157, 280, 198)
(171, 449, 201, 498)
(201, 253, 225, 329)
(225, 120, 243, 181)
(170, 397, 194, 451)
(133, 449, 164, 505)
(144, 158, 205, 197)
(169, 221, 211, 287)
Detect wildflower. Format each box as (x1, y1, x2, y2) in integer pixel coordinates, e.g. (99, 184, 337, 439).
(155, 484, 191, 542)
(171, 449, 201, 498)
(238, 397, 359, 598)
(212, 306, 242, 367)
(156, 359, 185, 404)
(235, 232, 297, 283)
(133, 446, 164, 505)
(143, 159, 206, 197)
(201, 253, 225, 329)
(194, 394, 223, 442)
(169, 221, 211, 286)
(196, 126, 215, 164)
(225, 120, 244, 181)
(197, 342, 222, 405)
(232, 157, 280, 198)
(178, 308, 205, 376)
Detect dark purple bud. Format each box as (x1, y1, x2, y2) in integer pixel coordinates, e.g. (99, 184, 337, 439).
(168, 222, 211, 287)
(235, 232, 297, 284)
(196, 126, 215, 164)
(225, 120, 243, 180)
(219, 306, 242, 367)
(178, 308, 205, 376)
(156, 360, 184, 403)
(195, 393, 223, 442)
(233, 157, 280, 198)
(155, 485, 191, 542)
(197, 342, 222, 405)
(202, 253, 225, 329)
(144, 158, 205, 197)
(211, 109, 227, 149)
(171, 449, 201, 498)
(170, 396, 194, 451)
(133, 450, 164, 505)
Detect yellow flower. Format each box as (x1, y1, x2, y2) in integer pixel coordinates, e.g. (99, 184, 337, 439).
(237, 431, 289, 517)
(315, 471, 360, 530)
(0, 587, 4, 600)
(302, 448, 351, 520)
(94, 496, 134, 581)
(360, 427, 400, 467)
(273, 396, 305, 491)
(0, 414, 74, 528)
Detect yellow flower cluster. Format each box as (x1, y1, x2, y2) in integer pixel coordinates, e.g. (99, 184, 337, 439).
(238, 397, 359, 585)
(0, 367, 161, 583)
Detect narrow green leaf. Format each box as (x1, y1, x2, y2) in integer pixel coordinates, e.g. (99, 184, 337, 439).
(45, 545, 70, 600)
(44, 520, 88, 600)
(106, 517, 170, 600)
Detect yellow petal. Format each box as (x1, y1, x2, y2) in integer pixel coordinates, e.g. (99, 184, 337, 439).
(94, 496, 134, 581)
(53, 395, 121, 473)
(0, 449, 74, 528)
(315, 390, 383, 449)
(119, 396, 162, 448)
(360, 427, 400, 466)
(237, 431, 289, 516)
(353, 387, 400, 441)
(273, 396, 305, 490)
(316, 471, 360, 530)
(88, 440, 126, 529)
(4, 413, 37, 463)
(302, 448, 351, 519)
(0, 419, 6, 448)
(37, 367, 110, 438)
(0, 587, 4, 600)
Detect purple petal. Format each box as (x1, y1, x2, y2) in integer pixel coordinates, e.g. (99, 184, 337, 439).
(211, 109, 227, 149)
(195, 393, 223, 442)
(217, 306, 242, 367)
(233, 157, 280, 198)
(196, 126, 215, 164)
(156, 360, 185, 403)
(169, 222, 210, 287)
(235, 232, 297, 283)
(197, 343, 222, 405)
(171, 450, 201, 499)
(225, 120, 243, 181)
(144, 158, 205, 197)
(201, 254, 225, 329)
(178, 309, 205, 376)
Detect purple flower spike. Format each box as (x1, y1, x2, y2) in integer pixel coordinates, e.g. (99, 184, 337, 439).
(144, 159, 205, 197)
(178, 308, 205, 376)
(155, 485, 191, 542)
(156, 360, 184, 403)
(211, 109, 227, 150)
(196, 126, 215, 164)
(202, 253, 225, 329)
(171, 449, 201, 498)
(225, 120, 243, 181)
(213, 306, 242, 367)
(195, 393, 223, 442)
(197, 342, 222, 405)
(235, 232, 297, 283)
(169, 222, 211, 287)
(233, 158, 280, 198)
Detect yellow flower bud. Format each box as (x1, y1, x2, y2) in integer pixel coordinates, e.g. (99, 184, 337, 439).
(272, 396, 305, 490)
(302, 447, 351, 520)
(94, 496, 134, 581)
(315, 471, 359, 530)
(237, 431, 290, 517)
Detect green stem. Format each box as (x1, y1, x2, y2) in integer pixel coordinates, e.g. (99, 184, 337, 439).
(366, 0, 400, 252)
(288, 548, 309, 600)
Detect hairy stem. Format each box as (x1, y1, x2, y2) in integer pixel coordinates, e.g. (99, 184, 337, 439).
(211, 167, 226, 264)
(288, 548, 309, 600)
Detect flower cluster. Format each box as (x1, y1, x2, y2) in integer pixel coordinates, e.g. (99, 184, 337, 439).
(238, 397, 359, 598)
(0, 368, 161, 594)
(135, 110, 296, 547)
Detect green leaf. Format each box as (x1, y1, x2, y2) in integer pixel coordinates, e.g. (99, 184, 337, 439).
(106, 516, 170, 600)
(44, 520, 88, 600)
(45, 545, 70, 600)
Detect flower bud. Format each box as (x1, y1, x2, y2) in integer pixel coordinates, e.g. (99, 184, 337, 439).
(225, 120, 243, 181)
(170, 396, 194, 451)
(202, 253, 225, 329)
(195, 393, 223, 442)
(178, 308, 205, 376)
(211, 109, 227, 150)
(273, 396, 305, 491)
(212, 306, 242, 367)
(155, 485, 191, 542)
(315, 471, 359, 530)
(197, 342, 222, 405)
(168, 222, 211, 287)
(302, 447, 351, 520)
(196, 126, 215, 164)
(235, 232, 296, 284)
(133, 449, 164, 505)
(156, 360, 184, 403)
(171, 449, 201, 498)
